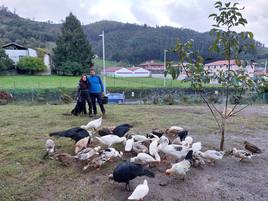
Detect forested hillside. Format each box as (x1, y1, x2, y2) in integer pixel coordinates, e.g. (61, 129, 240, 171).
(0, 6, 267, 64)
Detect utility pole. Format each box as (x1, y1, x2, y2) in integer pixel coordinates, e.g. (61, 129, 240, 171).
(99, 31, 106, 94)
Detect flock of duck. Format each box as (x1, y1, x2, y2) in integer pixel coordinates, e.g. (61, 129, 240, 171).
(44, 117, 262, 200)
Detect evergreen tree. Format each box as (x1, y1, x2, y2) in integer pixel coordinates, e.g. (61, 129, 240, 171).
(0, 48, 14, 71)
(53, 13, 93, 75)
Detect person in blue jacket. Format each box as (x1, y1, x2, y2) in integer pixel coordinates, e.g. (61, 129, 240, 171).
(87, 68, 106, 116)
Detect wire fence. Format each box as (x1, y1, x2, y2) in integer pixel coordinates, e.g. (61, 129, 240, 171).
(0, 86, 267, 105)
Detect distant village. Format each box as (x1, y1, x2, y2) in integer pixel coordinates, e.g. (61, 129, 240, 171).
(3, 42, 267, 83)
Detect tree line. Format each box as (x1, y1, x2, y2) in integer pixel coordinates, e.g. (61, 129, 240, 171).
(0, 6, 267, 75)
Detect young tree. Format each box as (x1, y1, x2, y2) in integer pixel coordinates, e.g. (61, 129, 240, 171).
(53, 13, 94, 75)
(17, 56, 46, 74)
(166, 1, 265, 150)
(0, 48, 14, 71)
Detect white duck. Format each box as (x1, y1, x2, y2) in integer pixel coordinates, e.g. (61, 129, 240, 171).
(149, 138, 161, 161)
(75, 146, 101, 160)
(80, 117, 102, 130)
(100, 147, 123, 160)
(45, 139, 55, 154)
(74, 136, 90, 154)
(125, 137, 134, 152)
(130, 153, 159, 164)
(158, 136, 188, 160)
(232, 148, 252, 161)
(191, 142, 202, 153)
(95, 135, 126, 147)
(128, 179, 149, 201)
(181, 136, 193, 148)
(165, 150, 193, 179)
(44, 139, 55, 159)
(132, 135, 150, 142)
(197, 150, 224, 165)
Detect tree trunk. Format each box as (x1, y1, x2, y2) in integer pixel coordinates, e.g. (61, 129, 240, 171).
(220, 127, 225, 151)
(220, 119, 225, 151)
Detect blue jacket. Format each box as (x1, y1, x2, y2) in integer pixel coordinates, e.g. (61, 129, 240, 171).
(87, 75, 104, 93)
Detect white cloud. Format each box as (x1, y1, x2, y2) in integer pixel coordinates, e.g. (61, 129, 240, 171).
(0, 0, 267, 45)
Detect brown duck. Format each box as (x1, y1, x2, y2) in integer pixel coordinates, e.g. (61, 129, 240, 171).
(244, 141, 262, 154)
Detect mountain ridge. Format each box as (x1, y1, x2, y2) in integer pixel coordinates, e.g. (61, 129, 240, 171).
(0, 6, 267, 64)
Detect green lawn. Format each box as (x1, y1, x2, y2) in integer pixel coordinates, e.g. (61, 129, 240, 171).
(93, 58, 120, 68)
(0, 75, 191, 89)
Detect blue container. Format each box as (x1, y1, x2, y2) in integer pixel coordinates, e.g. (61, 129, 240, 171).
(106, 93, 125, 104)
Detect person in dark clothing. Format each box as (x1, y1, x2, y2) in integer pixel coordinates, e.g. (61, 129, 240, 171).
(72, 74, 93, 117)
(87, 68, 106, 116)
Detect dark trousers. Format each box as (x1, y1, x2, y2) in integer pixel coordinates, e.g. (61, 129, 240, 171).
(90, 93, 105, 115)
(80, 90, 92, 115)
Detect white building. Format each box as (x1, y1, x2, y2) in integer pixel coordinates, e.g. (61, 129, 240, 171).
(2, 42, 51, 75)
(103, 67, 151, 77)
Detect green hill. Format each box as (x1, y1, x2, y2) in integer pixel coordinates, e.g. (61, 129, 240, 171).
(0, 5, 267, 65)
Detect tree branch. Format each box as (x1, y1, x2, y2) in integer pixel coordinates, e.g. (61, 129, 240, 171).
(227, 85, 244, 119)
(230, 104, 249, 116)
(202, 90, 225, 118)
(200, 94, 222, 129)
(211, 102, 225, 119)
(181, 62, 190, 78)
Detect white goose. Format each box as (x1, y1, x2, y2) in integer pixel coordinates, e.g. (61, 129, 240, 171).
(232, 148, 252, 161)
(75, 146, 101, 160)
(95, 135, 126, 147)
(125, 137, 134, 152)
(128, 179, 149, 200)
(130, 153, 159, 164)
(197, 150, 224, 165)
(165, 150, 193, 179)
(80, 117, 102, 130)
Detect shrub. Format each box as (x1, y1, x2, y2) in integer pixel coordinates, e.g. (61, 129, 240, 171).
(0, 48, 14, 71)
(17, 57, 46, 74)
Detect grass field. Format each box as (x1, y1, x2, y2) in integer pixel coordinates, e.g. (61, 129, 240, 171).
(0, 104, 267, 201)
(93, 58, 120, 68)
(0, 75, 191, 89)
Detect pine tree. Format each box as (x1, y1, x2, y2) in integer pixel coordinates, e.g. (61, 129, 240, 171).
(53, 13, 94, 75)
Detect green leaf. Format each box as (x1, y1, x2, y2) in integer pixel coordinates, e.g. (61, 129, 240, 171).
(225, 2, 231, 7)
(209, 13, 217, 19)
(248, 32, 254, 40)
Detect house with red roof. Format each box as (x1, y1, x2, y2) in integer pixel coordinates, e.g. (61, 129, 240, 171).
(205, 60, 255, 78)
(138, 60, 164, 74)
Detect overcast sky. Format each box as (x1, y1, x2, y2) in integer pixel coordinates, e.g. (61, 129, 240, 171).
(1, 0, 267, 46)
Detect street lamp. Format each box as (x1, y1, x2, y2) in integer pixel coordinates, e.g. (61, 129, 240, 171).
(99, 30, 106, 94)
(164, 49, 168, 87)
